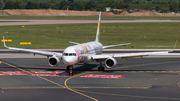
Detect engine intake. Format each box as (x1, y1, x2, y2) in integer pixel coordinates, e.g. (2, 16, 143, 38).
(48, 56, 60, 67)
(105, 57, 117, 68)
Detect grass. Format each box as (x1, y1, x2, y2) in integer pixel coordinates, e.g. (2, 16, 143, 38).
(0, 22, 180, 49)
(0, 15, 180, 20)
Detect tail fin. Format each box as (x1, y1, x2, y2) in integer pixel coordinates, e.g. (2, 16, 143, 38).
(95, 11, 101, 42)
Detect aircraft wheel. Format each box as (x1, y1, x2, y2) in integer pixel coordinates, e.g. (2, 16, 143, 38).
(98, 67, 104, 71)
(66, 66, 70, 71)
(69, 71, 73, 75)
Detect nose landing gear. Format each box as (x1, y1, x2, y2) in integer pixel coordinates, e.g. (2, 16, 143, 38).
(67, 65, 73, 75)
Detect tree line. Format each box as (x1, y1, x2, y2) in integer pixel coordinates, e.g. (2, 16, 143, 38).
(0, 0, 180, 12)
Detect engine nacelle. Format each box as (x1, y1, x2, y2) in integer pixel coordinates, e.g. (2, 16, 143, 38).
(105, 57, 117, 68)
(48, 56, 60, 67)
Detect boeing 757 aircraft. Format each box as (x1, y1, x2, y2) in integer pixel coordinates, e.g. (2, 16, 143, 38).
(3, 12, 169, 75)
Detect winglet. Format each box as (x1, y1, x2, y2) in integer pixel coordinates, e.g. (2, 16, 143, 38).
(95, 11, 101, 42)
(174, 40, 178, 50)
(3, 36, 7, 48)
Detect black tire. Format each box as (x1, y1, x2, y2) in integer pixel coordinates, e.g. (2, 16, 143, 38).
(102, 67, 105, 71)
(66, 66, 70, 71)
(69, 71, 73, 75)
(98, 67, 105, 71)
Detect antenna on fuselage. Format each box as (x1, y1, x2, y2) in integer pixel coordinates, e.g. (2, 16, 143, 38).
(95, 11, 101, 42)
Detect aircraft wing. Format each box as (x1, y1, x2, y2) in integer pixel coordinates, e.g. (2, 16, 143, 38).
(91, 51, 170, 59)
(103, 43, 131, 49)
(3, 36, 62, 57)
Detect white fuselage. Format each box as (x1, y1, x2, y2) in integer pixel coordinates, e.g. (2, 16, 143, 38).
(62, 41, 103, 65)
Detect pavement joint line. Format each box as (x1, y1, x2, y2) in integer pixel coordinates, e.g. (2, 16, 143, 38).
(1, 61, 65, 88)
(74, 89, 180, 100)
(1, 86, 150, 90)
(64, 72, 98, 101)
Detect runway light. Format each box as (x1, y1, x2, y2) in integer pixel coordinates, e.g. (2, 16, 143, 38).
(20, 42, 31, 45)
(22, 26, 24, 28)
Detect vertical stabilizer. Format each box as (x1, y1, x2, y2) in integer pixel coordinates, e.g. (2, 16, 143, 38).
(95, 11, 101, 42)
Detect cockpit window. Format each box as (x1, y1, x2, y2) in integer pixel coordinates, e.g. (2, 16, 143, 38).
(63, 53, 77, 56)
(73, 53, 76, 56)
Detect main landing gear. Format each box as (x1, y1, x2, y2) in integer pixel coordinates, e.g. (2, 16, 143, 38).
(67, 65, 73, 75)
(98, 61, 105, 71)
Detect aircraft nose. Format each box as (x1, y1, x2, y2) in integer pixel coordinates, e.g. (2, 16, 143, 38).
(62, 56, 77, 65)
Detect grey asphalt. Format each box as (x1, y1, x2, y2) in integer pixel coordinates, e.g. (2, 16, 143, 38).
(0, 57, 180, 101)
(0, 19, 180, 26)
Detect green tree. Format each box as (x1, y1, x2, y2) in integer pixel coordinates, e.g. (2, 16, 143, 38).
(160, 9, 168, 13)
(56, 0, 68, 10)
(40, 2, 50, 9)
(170, 0, 178, 12)
(4, 1, 13, 9)
(155, 5, 160, 11)
(70, 2, 83, 11)
(13, 1, 21, 9)
(0, 0, 4, 10)
(25, 2, 39, 9)
(85, 0, 96, 10)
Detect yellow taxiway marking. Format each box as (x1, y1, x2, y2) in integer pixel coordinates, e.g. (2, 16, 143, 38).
(1, 61, 65, 88)
(1, 39, 12, 42)
(64, 72, 98, 101)
(178, 82, 180, 88)
(74, 89, 180, 100)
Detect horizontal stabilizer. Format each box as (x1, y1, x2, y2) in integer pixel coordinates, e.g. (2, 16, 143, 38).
(103, 43, 131, 49)
(69, 41, 80, 45)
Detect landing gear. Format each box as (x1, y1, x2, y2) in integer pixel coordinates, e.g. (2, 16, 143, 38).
(67, 65, 73, 75)
(98, 67, 104, 71)
(98, 60, 105, 71)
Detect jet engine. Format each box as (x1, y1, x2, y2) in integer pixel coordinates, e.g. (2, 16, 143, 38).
(48, 56, 60, 67)
(105, 57, 117, 68)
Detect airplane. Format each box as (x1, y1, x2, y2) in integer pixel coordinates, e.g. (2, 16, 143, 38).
(3, 12, 170, 75)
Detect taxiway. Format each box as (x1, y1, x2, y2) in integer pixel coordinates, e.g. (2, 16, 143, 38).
(0, 53, 180, 101)
(0, 19, 180, 26)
